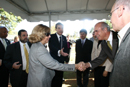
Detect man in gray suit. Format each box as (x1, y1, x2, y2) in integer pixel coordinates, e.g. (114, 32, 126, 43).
(109, 0, 130, 86)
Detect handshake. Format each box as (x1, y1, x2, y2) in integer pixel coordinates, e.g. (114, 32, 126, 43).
(75, 62, 91, 71)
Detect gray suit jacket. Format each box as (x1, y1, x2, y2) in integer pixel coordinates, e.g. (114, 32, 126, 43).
(110, 28, 130, 87)
(27, 42, 75, 87)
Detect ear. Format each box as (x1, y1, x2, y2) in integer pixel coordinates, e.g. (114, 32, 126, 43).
(118, 5, 124, 17)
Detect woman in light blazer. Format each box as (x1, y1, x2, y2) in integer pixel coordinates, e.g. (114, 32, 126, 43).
(27, 24, 85, 87)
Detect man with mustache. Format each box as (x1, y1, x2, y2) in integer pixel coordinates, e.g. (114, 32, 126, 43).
(4, 29, 31, 87)
(49, 22, 69, 87)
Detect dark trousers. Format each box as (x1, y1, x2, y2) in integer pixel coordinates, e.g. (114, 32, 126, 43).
(76, 69, 90, 87)
(11, 71, 28, 87)
(94, 66, 110, 87)
(51, 70, 63, 87)
(0, 66, 9, 87)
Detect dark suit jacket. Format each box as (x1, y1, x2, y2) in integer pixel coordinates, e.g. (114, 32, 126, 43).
(0, 39, 10, 69)
(90, 31, 118, 69)
(3, 42, 31, 86)
(75, 38, 93, 63)
(49, 33, 68, 63)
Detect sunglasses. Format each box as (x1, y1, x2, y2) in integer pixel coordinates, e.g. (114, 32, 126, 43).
(45, 33, 50, 36)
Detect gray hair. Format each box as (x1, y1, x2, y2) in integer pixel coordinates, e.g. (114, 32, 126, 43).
(79, 29, 87, 34)
(115, 0, 130, 10)
(101, 22, 110, 31)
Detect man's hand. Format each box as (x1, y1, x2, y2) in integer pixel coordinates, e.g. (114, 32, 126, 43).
(12, 61, 22, 69)
(60, 48, 68, 57)
(0, 59, 2, 66)
(103, 70, 108, 77)
(75, 62, 86, 71)
(85, 62, 90, 68)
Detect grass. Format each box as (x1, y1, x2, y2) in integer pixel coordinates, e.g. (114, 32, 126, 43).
(62, 71, 94, 87)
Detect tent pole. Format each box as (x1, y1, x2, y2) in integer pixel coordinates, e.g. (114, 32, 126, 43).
(49, 12, 51, 28)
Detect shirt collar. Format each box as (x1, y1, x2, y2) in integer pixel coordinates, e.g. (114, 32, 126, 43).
(118, 22, 130, 40)
(81, 38, 86, 41)
(56, 33, 62, 38)
(107, 32, 112, 42)
(19, 41, 27, 46)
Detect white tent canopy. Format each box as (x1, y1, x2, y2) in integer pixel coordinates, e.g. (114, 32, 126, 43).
(0, 0, 115, 22)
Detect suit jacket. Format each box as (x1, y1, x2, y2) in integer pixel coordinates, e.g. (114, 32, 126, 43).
(75, 38, 93, 63)
(91, 39, 113, 72)
(49, 33, 68, 63)
(0, 39, 10, 69)
(27, 42, 75, 87)
(110, 28, 130, 87)
(90, 31, 118, 69)
(4, 42, 31, 86)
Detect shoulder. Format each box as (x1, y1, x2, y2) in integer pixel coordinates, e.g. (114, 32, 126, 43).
(76, 39, 80, 43)
(86, 39, 93, 43)
(51, 33, 56, 37)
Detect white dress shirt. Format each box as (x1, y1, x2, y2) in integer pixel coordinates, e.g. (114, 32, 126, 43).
(56, 33, 62, 57)
(118, 22, 130, 47)
(19, 41, 30, 70)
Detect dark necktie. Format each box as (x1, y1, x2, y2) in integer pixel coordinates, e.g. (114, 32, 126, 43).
(59, 36, 62, 49)
(81, 40, 84, 47)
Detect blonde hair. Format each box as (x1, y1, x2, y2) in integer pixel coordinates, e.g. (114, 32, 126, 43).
(29, 24, 50, 43)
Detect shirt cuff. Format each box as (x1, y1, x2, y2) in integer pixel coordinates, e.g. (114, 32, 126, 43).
(88, 62, 92, 68)
(58, 50, 61, 57)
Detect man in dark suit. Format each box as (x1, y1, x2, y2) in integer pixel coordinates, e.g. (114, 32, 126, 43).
(49, 22, 69, 87)
(75, 29, 93, 87)
(85, 22, 118, 70)
(0, 26, 10, 87)
(4, 29, 31, 87)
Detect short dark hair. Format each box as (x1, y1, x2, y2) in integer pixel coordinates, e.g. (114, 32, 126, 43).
(18, 29, 27, 36)
(55, 22, 63, 29)
(80, 29, 87, 34)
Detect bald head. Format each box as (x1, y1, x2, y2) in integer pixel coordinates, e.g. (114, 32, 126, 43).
(0, 26, 8, 38)
(94, 22, 110, 40)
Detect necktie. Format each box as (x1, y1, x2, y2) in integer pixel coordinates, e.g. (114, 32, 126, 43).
(107, 41, 112, 50)
(59, 36, 62, 49)
(2, 39, 7, 49)
(23, 44, 29, 73)
(81, 40, 84, 47)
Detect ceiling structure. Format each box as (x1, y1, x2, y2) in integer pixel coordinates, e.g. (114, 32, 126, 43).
(0, 0, 115, 22)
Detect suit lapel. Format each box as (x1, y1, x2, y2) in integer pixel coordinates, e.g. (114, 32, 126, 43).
(54, 33, 61, 48)
(116, 27, 130, 55)
(16, 42, 23, 64)
(0, 40, 5, 50)
(121, 27, 130, 44)
(112, 32, 119, 58)
(103, 40, 112, 54)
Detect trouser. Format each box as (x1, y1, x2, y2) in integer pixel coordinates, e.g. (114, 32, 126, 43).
(94, 66, 110, 87)
(0, 66, 9, 87)
(51, 70, 63, 87)
(11, 70, 28, 87)
(76, 68, 90, 87)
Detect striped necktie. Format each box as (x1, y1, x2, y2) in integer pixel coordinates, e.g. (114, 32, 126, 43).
(23, 44, 29, 73)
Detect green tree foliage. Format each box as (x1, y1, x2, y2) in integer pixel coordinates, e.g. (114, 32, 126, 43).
(0, 8, 22, 33)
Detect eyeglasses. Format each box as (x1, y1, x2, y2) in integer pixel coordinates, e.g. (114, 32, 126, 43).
(45, 33, 50, 36)
(108, 7, 119, 18)
(108, 7, 125, 18)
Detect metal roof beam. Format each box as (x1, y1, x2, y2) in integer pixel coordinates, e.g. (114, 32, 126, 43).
(6, 0, 30, 15)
